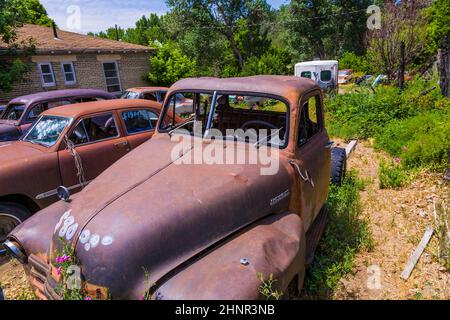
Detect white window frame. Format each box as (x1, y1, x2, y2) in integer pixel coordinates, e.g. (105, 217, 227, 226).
(102, 61, 122, 94)
(60, 61, 77, 85)
(38, 62, 56, 87)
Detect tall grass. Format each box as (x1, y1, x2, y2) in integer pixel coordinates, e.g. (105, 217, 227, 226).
(304, 171, 373, 298)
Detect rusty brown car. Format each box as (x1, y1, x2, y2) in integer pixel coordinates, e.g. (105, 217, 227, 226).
(3, 76, 347, 300)
(0, 99, 172, 243)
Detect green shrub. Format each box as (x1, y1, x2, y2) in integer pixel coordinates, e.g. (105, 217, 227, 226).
(326, 78, 450, 171)
(338, 52, 374, 74)
(305, 171, 373, 298)
(378, 159, 409, 189)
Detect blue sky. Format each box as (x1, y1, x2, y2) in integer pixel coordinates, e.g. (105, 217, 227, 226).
(41, 0, 289, 34)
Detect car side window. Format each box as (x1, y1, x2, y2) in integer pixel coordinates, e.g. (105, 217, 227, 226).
(48, 100, 72, 109)
(298, 95, 322, 146)
(143, 93, 158, 101)
(69, 113, 119, 145)
(27, 103, 46, 122)
(122, 109, 158, 134)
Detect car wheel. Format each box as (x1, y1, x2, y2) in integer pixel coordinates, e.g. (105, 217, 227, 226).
(0, 202, 31, 243)
(330, 147, 347, 186)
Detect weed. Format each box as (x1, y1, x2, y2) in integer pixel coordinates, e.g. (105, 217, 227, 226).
(257, 273, 283, 300)
(53, 238, 90, 300)
(304, 170, 373, 298)
(378, 159, 409, 189)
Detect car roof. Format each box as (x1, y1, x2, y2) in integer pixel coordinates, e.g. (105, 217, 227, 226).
(42, 99, 162, 118)
(126, 87, 169, 93)
(8, 89, 115, 106)
(169, 76, 319, 103)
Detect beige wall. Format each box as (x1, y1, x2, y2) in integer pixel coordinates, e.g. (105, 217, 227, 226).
(0, 52, 151, 102)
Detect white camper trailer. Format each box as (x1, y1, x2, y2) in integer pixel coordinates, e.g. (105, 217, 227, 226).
(295, 60, 338, 91)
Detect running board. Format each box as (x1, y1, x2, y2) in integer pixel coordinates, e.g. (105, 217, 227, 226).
(305, 207, 329, 266)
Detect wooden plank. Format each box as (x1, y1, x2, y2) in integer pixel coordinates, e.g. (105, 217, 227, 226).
(400, 226, 434, 280)
(345, 140, 358, 158)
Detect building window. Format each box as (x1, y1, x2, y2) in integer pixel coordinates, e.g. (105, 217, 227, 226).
(61, 62, 77, 85)
(38, 63, 56, 87)
(102, 62, 122, 93)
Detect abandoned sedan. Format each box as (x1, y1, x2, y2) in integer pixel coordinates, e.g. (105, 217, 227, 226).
(3, 76, 346, 300)
(0, 89, 115, 142)
(0, 99, 169, 242)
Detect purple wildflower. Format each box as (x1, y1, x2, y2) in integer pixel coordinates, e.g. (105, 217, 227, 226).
(57, 267, 61, 275)
(84, 296, 92, 301)
(394, 157, 401, 164)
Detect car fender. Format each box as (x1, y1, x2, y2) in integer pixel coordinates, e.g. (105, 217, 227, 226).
(151, 212, 305, 300)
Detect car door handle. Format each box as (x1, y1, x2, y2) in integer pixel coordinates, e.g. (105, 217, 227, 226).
(325, 140, 334, 149)
(289, 160, 315, 188)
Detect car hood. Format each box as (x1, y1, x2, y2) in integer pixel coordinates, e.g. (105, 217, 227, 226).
(0, 141, 44, 164)
(50, 135, 291, 299)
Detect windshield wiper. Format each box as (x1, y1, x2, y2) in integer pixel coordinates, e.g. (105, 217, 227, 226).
(254, 127, 283, 149)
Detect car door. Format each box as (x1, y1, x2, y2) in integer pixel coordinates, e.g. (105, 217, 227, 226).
(57, 111, 130, 191)
(291, 91, 331, 229)
(120, 108, 159, 149)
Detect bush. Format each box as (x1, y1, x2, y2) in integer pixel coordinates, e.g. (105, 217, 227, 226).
(147, 42, 195, 87)
(378, 159, 409, 189)
(375, 110, 450, 170)
(338, 52, 374, 74)
(326, 78, 450, 171)
(305, 171, 373, 298)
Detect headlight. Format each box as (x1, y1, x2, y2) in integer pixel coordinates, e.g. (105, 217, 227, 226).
(3, 239, 27, 264)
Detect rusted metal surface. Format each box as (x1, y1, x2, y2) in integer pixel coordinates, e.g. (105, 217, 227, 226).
(0, 89, 115, 141)
(7, 76, 331, 300)
(0, 99, 165, 211)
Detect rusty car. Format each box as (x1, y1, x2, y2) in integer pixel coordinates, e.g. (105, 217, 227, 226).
(121, 87, 194, 115)
(0, 99, 175, 243)
(0, 89, 115, 142)
(3, 76, 347, 300)
(120, 86, 169, 102)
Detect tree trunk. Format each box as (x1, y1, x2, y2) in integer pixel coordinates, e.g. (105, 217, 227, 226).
(398, 41, 405, 90)
(437, 37, 450, 98)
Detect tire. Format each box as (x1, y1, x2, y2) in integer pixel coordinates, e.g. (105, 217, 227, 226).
(0, 202, 31, 243)
(330, 147, 347, 186)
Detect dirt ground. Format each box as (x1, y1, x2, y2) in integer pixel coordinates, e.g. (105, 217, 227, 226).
(0, 140, 448, 300)
(332, 139, 449, 300)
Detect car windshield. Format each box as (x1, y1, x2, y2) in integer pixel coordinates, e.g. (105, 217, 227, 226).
(339, 71, 351, 76)
(1, 104, 26, 121)
(160, 92, 288, 148)
(23, 115, 71, 147)
(121, 91, 141, 99)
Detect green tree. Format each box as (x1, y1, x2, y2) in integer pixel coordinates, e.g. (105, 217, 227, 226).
(167, 0, 272, 70)
(288, 0, 371, 60)
(0, 0, 38, 92)
(147, 42, 195, 87)
(425, 0, 450, 54)
(16, 0, 53, 26)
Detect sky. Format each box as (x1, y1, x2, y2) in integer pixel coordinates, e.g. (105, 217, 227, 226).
(40, 0, 289, 34)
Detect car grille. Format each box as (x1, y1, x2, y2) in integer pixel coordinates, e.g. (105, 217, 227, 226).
(27, 254, 61, 300)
